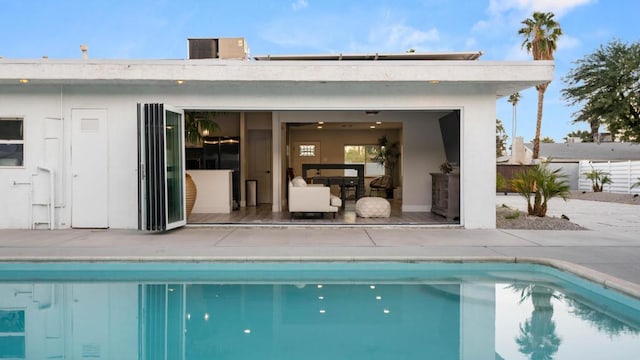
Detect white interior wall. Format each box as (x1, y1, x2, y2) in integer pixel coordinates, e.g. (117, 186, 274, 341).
(289, 128, 400, 173)
(402, 115, 448, 211)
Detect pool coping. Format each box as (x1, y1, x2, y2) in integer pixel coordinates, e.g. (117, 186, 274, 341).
(1, 256, 638, 300)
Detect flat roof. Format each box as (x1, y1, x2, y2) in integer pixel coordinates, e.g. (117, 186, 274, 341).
(254, 51, 483, 61)
(0, 57, 552, 97)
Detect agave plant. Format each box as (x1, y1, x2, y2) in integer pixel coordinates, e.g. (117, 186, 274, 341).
(511, 162, 570, 217)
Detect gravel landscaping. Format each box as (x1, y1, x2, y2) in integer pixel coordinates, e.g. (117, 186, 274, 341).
(496, 191, 638, 230)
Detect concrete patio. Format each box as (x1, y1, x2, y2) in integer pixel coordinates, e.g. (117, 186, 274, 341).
(1, 196, 639, 298)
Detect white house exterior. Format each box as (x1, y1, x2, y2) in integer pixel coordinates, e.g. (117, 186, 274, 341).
(0, 52, 553, 230)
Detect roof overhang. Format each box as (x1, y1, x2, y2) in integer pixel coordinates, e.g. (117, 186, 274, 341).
(0, 58, 554, 98)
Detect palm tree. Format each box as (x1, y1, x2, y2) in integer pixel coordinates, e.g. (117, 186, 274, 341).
(584, 169, 612, 192)
(518, 12, 562, 160)
(507, 92, 521, 156)
(514, 285, 562, 360)
(511, 162, 570, 217)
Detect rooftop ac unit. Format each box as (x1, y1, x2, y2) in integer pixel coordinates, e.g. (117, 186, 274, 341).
(188, 38, 218, 59)
(188, 38, 247, 60)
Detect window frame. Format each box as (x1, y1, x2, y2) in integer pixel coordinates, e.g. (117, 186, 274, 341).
(343, 144, 385, 177)
(0, 117, 25, 168)
(298, 144, 316, 157)
(0, 308, 26, 359)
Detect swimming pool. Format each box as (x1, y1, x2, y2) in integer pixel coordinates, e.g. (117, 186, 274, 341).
(0, 262, 638, 359)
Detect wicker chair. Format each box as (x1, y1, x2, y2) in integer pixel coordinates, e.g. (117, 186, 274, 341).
(368, 175, 392, 197)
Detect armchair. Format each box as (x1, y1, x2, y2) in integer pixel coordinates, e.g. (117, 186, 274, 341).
(288, 176, 341, 218)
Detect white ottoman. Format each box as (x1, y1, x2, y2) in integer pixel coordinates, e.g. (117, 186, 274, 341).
(355, 197, 391, 218)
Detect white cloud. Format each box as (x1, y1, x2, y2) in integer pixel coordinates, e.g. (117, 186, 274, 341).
(291, 0, 308, 11)
(261, 8, 441, 54)
(367, 22, 440, 52)
(489, 0, 593, 17)
(465, 37, 478, 50)
(505, 41, 531, 60)
(470, 0, 591, 58)
(476, 0, 594, 34)
(557, 34, 580, 51)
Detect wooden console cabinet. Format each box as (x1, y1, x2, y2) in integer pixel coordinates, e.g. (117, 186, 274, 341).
(430, 173, 460, 220)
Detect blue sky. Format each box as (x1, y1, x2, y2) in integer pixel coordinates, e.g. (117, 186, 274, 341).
(2, 0, 638, 143)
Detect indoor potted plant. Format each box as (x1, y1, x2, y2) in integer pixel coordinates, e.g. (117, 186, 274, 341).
(184, 112, 220, 216)
(373, 135, 401, 198)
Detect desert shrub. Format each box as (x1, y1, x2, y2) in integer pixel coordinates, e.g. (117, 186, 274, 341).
(511, 162, 570, 217)
(584, 169, 612, 192)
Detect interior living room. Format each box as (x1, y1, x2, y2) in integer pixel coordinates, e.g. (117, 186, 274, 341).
(186, 109, 460, 226)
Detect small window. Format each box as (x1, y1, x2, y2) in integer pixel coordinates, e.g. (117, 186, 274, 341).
(344, 145, 384, 177)
(299, 144, 316, 157)
(0, 118, 24, 167)
(0, 310, 25, 359)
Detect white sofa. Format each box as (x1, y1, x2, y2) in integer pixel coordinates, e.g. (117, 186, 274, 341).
(288, 176, 341, 218)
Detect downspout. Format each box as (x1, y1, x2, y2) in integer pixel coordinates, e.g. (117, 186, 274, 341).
(37, 166, 55, 230)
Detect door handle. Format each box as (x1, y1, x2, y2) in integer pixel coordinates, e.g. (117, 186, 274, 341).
(266, 170, 271, 174)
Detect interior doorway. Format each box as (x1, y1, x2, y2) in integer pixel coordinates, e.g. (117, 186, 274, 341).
(248, 130, 273, 204)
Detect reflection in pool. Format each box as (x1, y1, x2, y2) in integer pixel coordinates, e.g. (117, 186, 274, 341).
(0, 262, 638, 359)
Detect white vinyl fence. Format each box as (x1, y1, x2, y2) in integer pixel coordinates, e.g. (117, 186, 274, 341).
(578, 160, 640, 194)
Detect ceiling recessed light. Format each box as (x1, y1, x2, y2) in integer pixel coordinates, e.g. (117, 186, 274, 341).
(19, 79, 29, 84)
(318, 121, 324, 125)
(317, 125, 323, 129)
(370, 125, 376, 129)
(375, 121, 382, 125)
(176, 80, 185, 85)
(430, 80, 440, 84)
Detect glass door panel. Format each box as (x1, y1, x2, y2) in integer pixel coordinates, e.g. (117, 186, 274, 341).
(165, 108, 185, 226)
(138, 104, 185, 232)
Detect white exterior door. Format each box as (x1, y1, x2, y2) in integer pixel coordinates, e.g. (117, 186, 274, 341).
(71, 109, 108, 228)
(248, 130, 272, 204)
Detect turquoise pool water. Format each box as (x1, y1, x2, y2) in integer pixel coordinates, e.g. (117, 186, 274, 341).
(0, 262, 638, 359)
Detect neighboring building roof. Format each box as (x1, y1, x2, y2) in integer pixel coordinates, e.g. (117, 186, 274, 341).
(524, 142, 640, 161)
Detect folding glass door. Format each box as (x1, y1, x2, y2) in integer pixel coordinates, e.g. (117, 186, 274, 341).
(138, 104, 186, 231)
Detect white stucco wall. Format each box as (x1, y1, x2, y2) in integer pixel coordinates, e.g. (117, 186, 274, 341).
(2, 80, 500, 229)
(0, 283, 138, 359)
